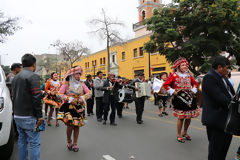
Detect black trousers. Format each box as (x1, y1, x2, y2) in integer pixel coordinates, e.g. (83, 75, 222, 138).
(116, 102, 124, 116)
(206, 126, 233, 160)
(95, 97, 104, 120)
(103, 95, 116, 123)
(135, 97, 145, 121)
(86, 98, 94, 114)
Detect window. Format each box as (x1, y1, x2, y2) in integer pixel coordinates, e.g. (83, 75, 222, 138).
(139, 47, 144, 57)
(95, 60, 97, 66)
(87, 62, 89, 68)
(152, 67, 166, 72)
(112, 55, 115, 63)
(85, 62, 87, 68)
(100, 58, 102, 65)
(122, 52, 125, 61)
(103, 57, 106, 64)
(133, 48, 138, 58)
(142, 10, 146, 20)
(134, 70, 144, 77)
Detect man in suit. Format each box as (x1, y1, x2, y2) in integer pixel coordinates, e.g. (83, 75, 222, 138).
(101, 72, 121, 126)
(128, 73, 145, 124)
(84, 74, 95, 116)
(202, 55, 235, 160)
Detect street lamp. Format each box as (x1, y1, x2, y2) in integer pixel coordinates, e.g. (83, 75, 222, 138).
(93, 61, 96, 79)
(148, 52, 151, 79)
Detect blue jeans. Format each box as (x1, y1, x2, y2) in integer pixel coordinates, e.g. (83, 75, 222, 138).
(14, 117, 40, 160)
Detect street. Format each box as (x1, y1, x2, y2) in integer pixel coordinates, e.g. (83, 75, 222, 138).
(10, 100, 240, 160)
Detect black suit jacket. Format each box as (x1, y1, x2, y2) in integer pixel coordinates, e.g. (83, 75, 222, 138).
(101, 78, 122, 103)
(84, 80, 94, 98)
(202, 68, 235, 131)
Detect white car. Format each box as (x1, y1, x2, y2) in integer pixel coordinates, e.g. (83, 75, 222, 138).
(0, 66, 14, 159)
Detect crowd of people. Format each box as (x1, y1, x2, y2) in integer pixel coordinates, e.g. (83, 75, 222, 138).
(6, 53, 240, 160)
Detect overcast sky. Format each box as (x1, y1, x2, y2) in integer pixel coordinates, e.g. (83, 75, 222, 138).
(0, 0, 171, 66)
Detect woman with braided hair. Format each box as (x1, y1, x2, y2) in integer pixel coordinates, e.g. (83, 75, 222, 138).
(164, 58, 200, 143)
(57, 66, 92, 152)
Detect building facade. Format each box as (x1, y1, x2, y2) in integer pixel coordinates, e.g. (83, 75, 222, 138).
(71, 0, 172, 80)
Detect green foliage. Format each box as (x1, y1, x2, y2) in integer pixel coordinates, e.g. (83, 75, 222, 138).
(0, 10, 21, 43)
(144, 0, 240, 75)
(1, 65, 10, 76)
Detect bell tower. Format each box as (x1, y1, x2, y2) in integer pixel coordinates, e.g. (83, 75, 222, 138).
(133, 0, 163, 38)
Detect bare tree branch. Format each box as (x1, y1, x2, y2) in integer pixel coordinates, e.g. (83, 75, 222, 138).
(51, 40, 90, 68)
(87, 8, 125, 72)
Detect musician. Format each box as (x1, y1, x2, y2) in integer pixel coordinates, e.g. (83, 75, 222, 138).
(93, 71, 104, 122)
(115, 76, 124, 118)
(163, 58, 200, 143)
(101, 72, 121, 126)
(156, 72, 169, 117)
(128, 73, 146, 124)
(84, 74, 95, 116)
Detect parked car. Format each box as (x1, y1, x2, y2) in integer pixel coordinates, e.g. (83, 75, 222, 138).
(0, 66, 14, 159)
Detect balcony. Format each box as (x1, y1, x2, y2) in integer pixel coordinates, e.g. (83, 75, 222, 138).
(133, 20, 146, 31)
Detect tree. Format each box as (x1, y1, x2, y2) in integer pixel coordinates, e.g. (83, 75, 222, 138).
(0, 10, 21, 43)
(88, 8, 124, 72)
(37, 56, 57, 76)
(144, 0, 240, 75)
(51, 40, 90, 68)
(1, 65, 10, 76)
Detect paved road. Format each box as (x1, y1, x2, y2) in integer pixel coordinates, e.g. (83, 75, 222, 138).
(10, 100, 240, 160)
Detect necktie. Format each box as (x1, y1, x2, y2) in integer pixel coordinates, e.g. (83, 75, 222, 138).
(222, 78, 234, 98)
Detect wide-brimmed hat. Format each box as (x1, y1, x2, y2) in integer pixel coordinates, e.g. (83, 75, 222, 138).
(64, 66, 83, 80)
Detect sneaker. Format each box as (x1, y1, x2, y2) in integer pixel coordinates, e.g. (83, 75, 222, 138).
(97, 118, 102, 122)
(158, 114, 163, 117)
(137, 120, 143, 124)
(162, 112, 168, 116)
(110, 122, 117, 126)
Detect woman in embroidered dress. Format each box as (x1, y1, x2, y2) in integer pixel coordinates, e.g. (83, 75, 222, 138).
(163, 58, 200, 143)
(57, 66, 91, 152)
(44, 72, 62, 126)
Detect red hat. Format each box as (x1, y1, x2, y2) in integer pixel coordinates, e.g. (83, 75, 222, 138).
(172, 57, 189, 71)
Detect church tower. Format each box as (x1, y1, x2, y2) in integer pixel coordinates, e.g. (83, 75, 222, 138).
(133, 0, 163, 38)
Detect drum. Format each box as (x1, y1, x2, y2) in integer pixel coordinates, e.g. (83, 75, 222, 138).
(118, 88, 134, 103)
(171, 90, 197, 111)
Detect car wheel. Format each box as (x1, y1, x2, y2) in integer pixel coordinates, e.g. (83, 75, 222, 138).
(0, 122, 15, 160)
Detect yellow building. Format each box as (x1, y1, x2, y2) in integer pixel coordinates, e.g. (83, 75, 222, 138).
(74, 33, 172, 80)
(68, 0, 172, 80)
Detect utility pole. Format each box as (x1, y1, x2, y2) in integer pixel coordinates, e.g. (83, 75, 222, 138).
(148, 52, 151, 79)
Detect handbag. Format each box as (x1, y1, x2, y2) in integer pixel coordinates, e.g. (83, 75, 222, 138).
(224, 90, 240, 136)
